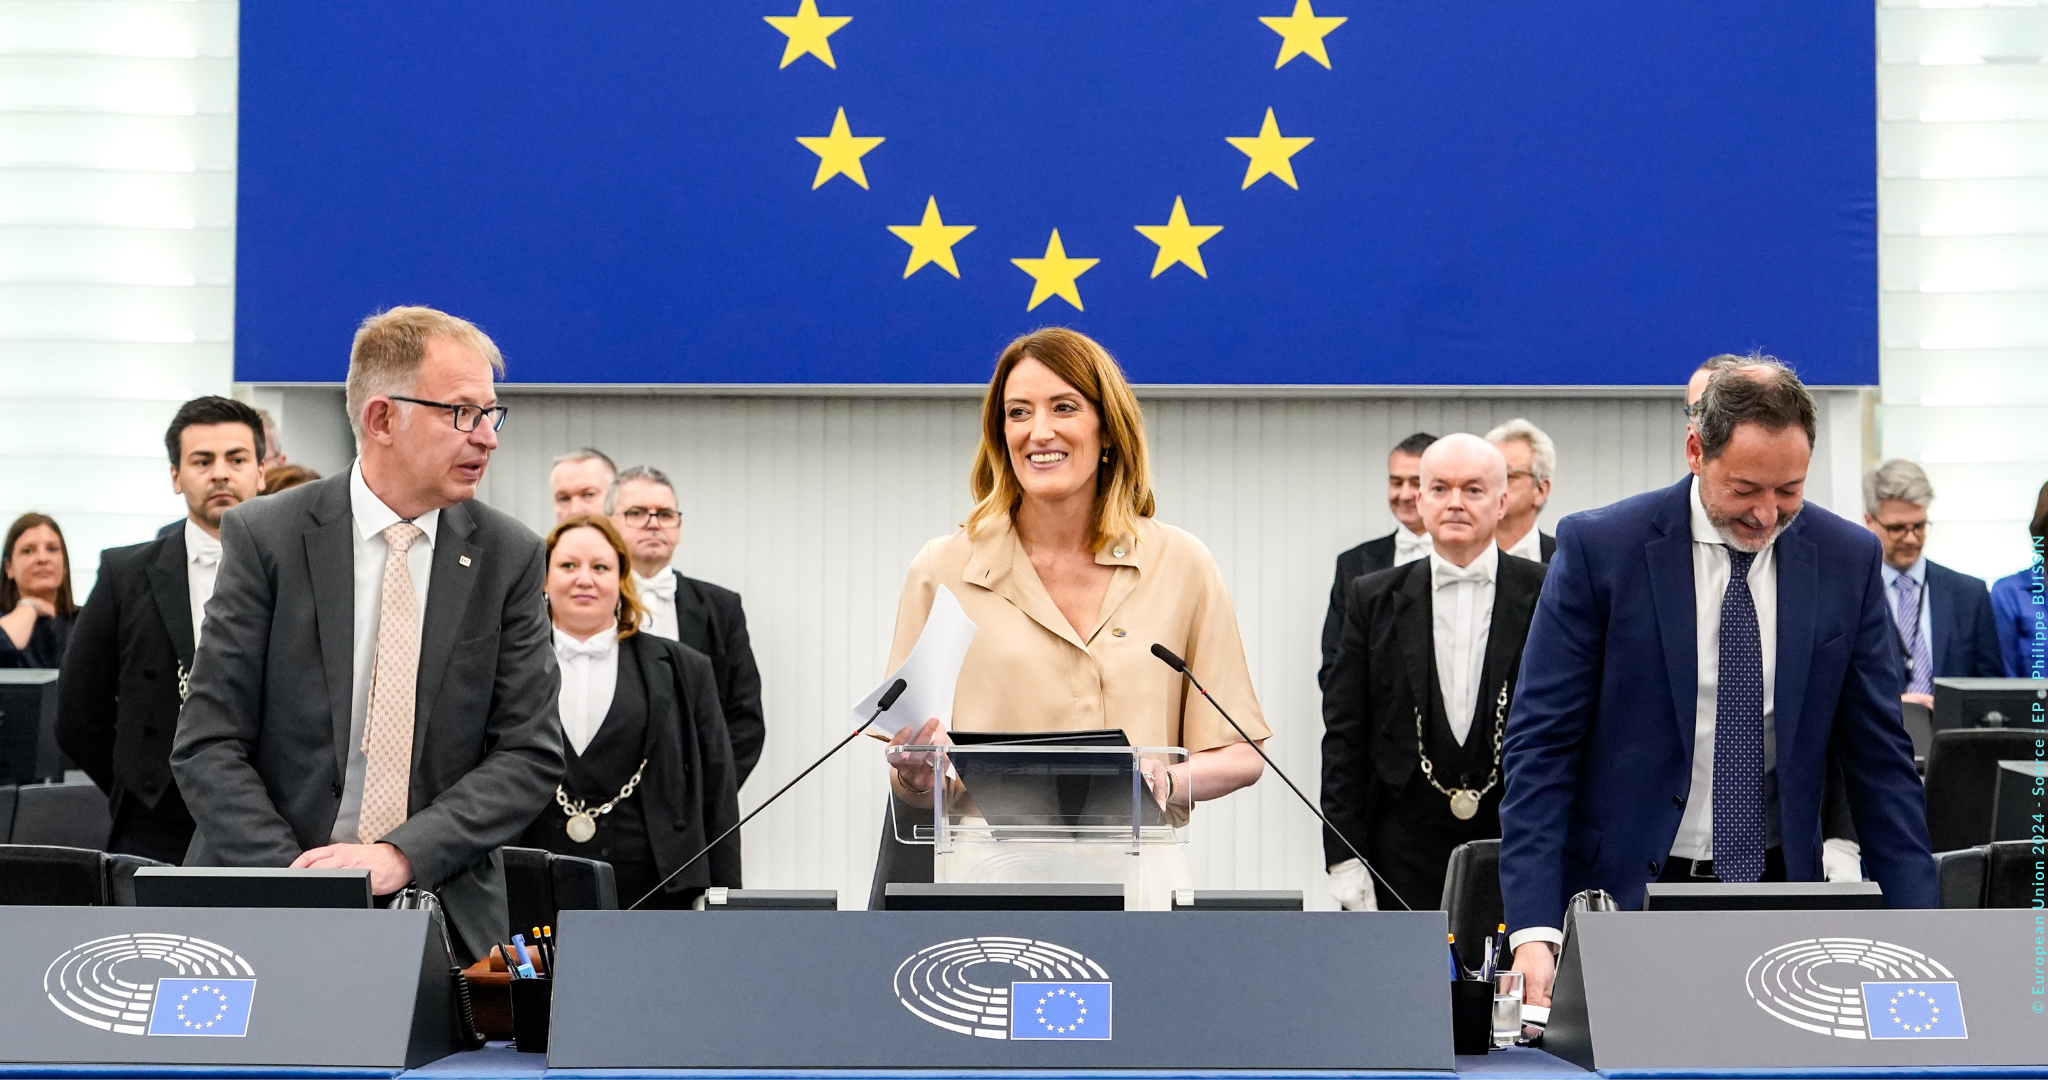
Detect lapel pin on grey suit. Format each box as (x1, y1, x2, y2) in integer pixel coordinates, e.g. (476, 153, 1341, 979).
(459, 556, 471, 566)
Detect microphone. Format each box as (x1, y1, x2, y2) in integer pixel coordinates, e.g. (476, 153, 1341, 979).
(1149, 643, 1415, 912)
(629, 677, 908, 910)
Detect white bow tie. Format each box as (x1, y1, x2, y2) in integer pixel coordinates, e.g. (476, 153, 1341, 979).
(190, 548, 222, 569)
(558, 635, 614, 661)
(1434, 559, 1491, 589)
(635, 572, 677, 601)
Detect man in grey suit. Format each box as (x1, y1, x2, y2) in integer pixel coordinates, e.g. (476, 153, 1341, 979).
(172, 306, 564, 963)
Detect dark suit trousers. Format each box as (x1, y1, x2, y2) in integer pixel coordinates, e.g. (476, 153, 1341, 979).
(108, 787, 195, 866)
(1367, 778, 1502, 911)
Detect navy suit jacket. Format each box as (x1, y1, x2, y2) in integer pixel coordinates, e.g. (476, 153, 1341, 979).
(1923, 561, 2003, 679)
(1499, 478, 1937, 931)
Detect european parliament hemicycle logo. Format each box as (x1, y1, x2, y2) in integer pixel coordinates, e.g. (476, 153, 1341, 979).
(893, 937, 1112, 1041)
(1745, 938, 1966, 1041)
(45, 934, 258, 1037)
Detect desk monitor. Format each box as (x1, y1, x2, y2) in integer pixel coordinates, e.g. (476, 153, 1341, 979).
(1641, 881, 1884, 911)
(0, 669, 62, 785)
(699, 888, 838, 910)
(132, 867, 374, 909)
(1933, 677, 2047, 732)
(883, 883, 1124, 911)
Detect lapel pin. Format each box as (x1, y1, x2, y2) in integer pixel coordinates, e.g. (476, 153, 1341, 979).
(459, 555, 472, 567)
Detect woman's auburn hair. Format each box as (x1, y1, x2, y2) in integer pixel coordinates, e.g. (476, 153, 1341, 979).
(966, 327, 1155, 553)
(2, 512, 75, 617)
(543, 514, 645, 639)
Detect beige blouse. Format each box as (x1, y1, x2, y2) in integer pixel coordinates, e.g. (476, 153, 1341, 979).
(888, 516, 1270, 753)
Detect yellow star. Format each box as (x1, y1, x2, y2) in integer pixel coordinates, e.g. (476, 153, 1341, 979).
(764, 0, 852, 69)
(887, 197, 977, 278)
(1259, 0, 1347, 69)
(796, 108, 884, 189)
(1227, 108, 1313, 189)
(1134, 197, 1223, 278)
(1011, 230, 1098, 311)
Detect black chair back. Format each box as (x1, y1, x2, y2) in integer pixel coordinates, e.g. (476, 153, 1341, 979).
(551, 852, 617, 913)
(0, 845, 107, 905)
(868, 794, 934, 911)
(0, 785, 16, 841)
(1441, 839, 1502, 973)
(1984, 840, 2046, 909)
(503, 847, 555, 944)
(502, 846, 618, 941)
(105, 853, 172, 906)
(10, 781, 110, 849)
(1932, 846, 1986, 909)
(1924, 729, 2038, 851)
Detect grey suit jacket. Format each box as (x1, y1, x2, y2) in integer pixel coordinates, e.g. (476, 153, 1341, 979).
(170, 474, 565, 962)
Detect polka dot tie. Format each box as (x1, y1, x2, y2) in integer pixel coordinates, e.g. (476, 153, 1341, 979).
(1712, 546, 1766, 883)
(357, 521, 424, 845)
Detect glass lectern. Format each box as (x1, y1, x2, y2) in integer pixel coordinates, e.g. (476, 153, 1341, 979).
(891, 743, 1192, 910)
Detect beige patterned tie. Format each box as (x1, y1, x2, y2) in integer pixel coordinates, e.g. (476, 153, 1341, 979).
(358, 521, 425, 844)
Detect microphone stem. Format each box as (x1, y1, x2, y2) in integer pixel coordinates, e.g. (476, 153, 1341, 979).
(1178, 667, 1416, 913)
(627, 710, 885, 910)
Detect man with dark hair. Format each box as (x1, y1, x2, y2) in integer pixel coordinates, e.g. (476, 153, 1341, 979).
(58, 395, 268, 863)
(1501, 358, 1937, 1007)
(607, 465, 765, 784)
(1320, 431, 1439, 691)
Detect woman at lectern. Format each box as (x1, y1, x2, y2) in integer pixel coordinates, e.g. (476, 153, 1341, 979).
(883, 327, 1271, 818)
(520, 515, 742, 908)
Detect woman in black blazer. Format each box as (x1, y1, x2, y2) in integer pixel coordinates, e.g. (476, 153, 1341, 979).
(0, 512, 79, 668)
(522, 514, 742, 908)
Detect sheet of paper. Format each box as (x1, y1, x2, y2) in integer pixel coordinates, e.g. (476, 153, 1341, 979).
(851, 584, 977, 737)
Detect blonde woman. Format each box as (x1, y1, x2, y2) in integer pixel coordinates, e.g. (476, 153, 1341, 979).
(883, 329, 1268, 903)
(522, 514, 742, 908)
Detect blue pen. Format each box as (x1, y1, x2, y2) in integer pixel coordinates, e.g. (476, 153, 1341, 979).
(1447, 934, 1465, 981)
(512, 935, 536, 979)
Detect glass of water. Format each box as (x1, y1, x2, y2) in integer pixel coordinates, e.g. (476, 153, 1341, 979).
(1491, 970, 1524, 1048)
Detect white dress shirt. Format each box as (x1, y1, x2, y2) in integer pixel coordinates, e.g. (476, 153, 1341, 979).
(1880, 558, 1932, 671)
(183, 518, 223, 647)
(1428, 544, 1498, 745)
(554, 626, 619, 755)
(332, 461, 439, 845)
(1393, 525, 1431, 567)
(633, 569, 679, 640)
(1500, 524, 1544, 564)
(1670, 475, 1780, 861)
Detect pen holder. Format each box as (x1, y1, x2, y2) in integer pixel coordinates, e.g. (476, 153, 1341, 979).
(510, 977, 552, 1053)
(1450, 979, 1494, 1055)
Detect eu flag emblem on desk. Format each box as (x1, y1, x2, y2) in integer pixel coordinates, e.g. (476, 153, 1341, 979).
(1862, 982, 1966, 1040)
(1011, 981, 1111, 1040)
(147, 979, 255, 1037)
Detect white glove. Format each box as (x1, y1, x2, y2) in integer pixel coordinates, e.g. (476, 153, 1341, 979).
(1822, 837, 1864, 883)
(1328, 858, 1378, 911)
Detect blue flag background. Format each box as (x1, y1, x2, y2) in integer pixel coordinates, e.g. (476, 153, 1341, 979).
(1011, 981, 1112, 1040)
(235, 2, 1876, 386)
(1862, 981, 1969, 1040)
(146, 978, 256, 1038)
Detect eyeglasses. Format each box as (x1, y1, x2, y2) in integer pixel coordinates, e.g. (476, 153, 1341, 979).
(1875, 520, 1929, 539)
(389, 395, 509, 432)
(620, 507, 681, 528)
(1682, 402, 1700, 419)
(1506, 468, 1538, 483)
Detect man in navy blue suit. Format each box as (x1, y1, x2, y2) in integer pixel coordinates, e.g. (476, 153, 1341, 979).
(1861, 459, 2004, 695)
(1501, 357, 1937, 1007)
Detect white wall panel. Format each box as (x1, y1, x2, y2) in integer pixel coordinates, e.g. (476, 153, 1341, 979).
(1876, 1, 2048, 586)
(229, 385, 1847, 910)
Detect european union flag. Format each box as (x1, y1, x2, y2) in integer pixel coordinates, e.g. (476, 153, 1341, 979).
(1011, 981, 1111, 1041)
(147, 979, 257, 1038)
(1861, 981, 1967, 1040)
